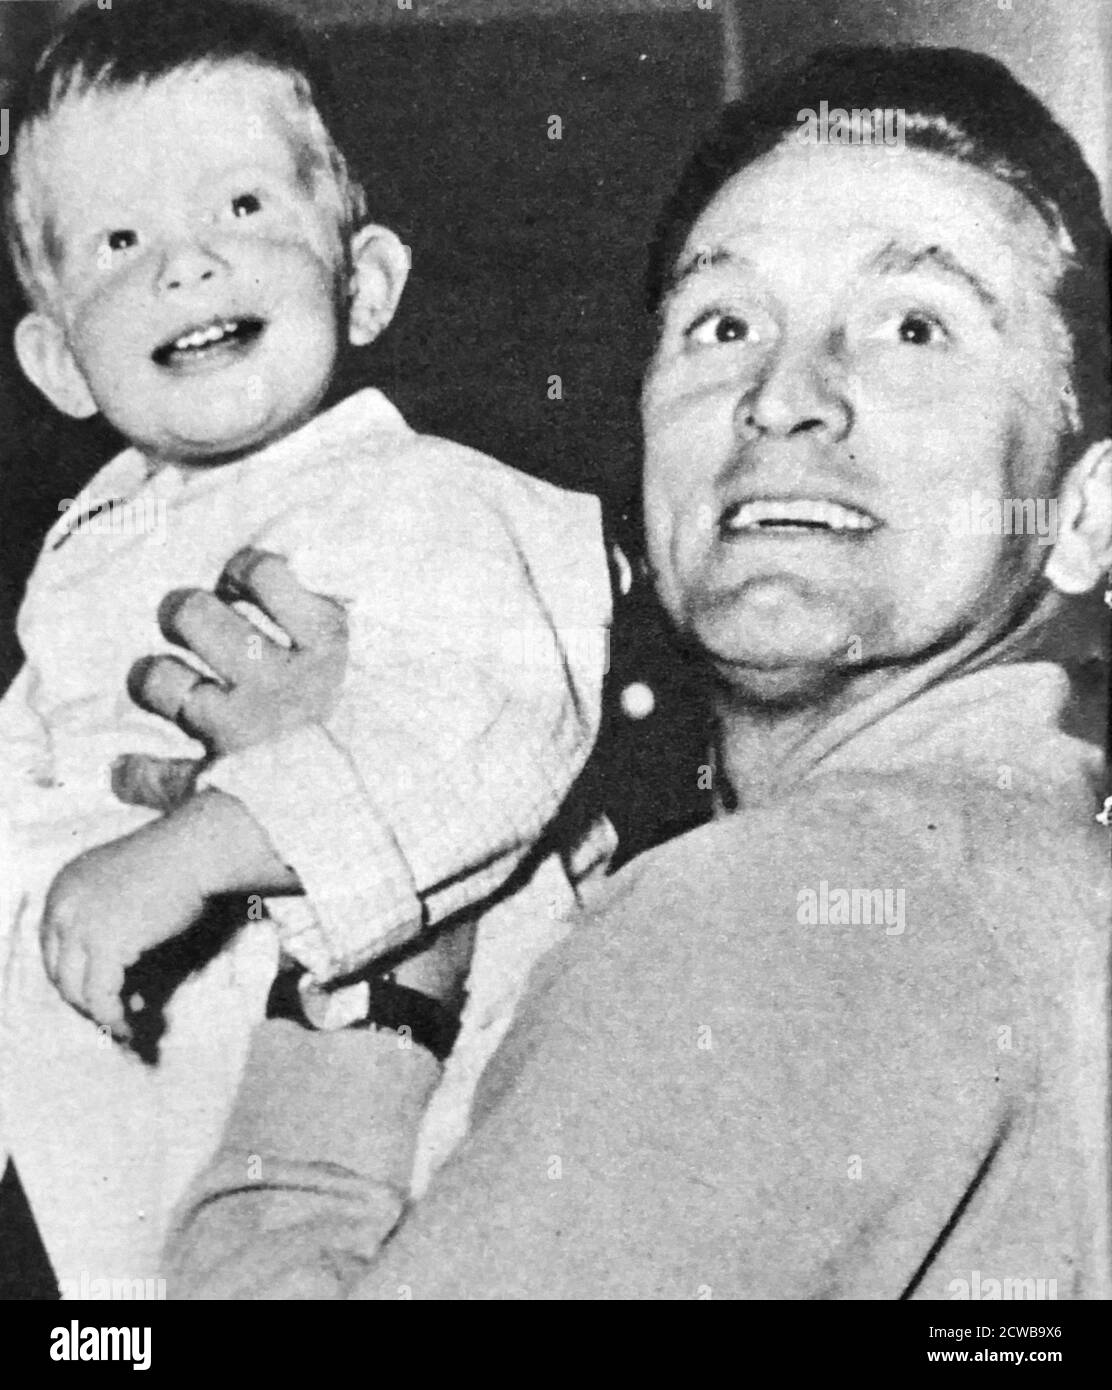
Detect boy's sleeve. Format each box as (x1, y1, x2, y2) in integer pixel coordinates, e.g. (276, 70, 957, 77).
(198, 453, 611, 987)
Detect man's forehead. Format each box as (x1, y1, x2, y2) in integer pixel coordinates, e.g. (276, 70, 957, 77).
(670, 145, 1066, 304)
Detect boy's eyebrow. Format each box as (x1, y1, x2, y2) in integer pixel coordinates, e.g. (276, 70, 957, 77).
(864, 239, 1004, 327)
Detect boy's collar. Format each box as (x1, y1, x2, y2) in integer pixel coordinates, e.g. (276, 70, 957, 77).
(48, 376, 408, 554)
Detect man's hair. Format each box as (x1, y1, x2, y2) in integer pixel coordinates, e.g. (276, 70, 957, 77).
(645, 46, 1111, 451)
(2, 0, 367, 310)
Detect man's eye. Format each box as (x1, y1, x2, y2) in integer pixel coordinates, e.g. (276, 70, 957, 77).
(105, 230, 138, 252)
(230, 193, 262, 218)
(685, 311, 758, 347)
(886, 310, 949, 348)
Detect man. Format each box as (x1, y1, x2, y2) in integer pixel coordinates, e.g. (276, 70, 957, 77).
(116, 46, 1112, 1297)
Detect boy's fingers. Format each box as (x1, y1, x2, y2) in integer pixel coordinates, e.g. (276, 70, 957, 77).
(111, 754, 202, 810)
(129, 655, 254, 749)
(85, 955, 127, 1039)
(173, 679, 252, 749)
(128, 654, 220, 722)
(51, 941, 87, 1018)
(158, 589, 268, 685)
(41, 926, 60, 985)
(219, 549, 348, 651)
(127, 655, 270, 753)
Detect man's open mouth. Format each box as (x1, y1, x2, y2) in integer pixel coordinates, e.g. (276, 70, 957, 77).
(720, 497, 879, 536)
(151, 316, 265, 368)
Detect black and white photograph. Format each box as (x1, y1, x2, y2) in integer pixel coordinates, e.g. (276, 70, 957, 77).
(0, 0, 1108, 1343)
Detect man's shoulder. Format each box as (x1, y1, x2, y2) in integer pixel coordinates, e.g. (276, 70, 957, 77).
(585, 768, 1109, 985)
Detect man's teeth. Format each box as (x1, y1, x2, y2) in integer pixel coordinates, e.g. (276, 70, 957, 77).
(723, 498, 877, 532)
(170, 319, 243, 352)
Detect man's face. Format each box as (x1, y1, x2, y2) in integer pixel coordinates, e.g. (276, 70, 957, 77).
(33, 65, 347, 464)
(642, 140, 1073, 700)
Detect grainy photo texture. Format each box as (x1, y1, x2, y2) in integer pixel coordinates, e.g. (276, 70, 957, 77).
(0, 0, 1108, 1322)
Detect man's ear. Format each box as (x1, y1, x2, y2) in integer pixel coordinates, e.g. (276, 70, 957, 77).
(13, 312, 98, 419)
(1044, 439, 1112, 594)
(346, 225, 410, 347)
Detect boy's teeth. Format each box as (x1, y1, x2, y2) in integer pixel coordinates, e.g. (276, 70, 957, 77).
(724, 498, 876, 532)
(171, 319, 241, 351)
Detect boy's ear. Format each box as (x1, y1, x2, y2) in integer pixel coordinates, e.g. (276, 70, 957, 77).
(13, 312, 98, 420)
(1044, 439, 1112, 594)
(346, 225, 410, 347)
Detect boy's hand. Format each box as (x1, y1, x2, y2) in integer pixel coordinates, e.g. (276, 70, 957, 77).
(41, 829, 207, 1040)
(111, 754, 201, 813)
(115, 549, 348, 812)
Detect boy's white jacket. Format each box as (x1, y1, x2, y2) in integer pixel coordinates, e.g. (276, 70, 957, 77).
(0, 387, 612, 1290)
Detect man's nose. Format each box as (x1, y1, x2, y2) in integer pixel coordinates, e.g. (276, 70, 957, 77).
(155, 235, 226, 294)
(735, 334, 852, 443)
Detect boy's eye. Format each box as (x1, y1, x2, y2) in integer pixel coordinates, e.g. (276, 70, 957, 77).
(685, 310, 763, 348)
(106, 229, 138, 252)
(230, 193, 262, 218)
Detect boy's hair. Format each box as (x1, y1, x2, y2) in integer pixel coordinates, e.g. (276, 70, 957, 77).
(645, 46, 1111, 454)
(3, 0, 367, 312)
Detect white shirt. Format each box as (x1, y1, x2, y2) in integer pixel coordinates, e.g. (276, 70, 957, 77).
(0, 388, 611, 1288)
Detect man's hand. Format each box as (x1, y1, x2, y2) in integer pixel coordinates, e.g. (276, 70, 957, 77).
(114, 548, 348, 811)
(41, 826, 208, 1039)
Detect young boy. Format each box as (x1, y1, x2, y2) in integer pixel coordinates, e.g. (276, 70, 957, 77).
(0, 0, 610, 1296)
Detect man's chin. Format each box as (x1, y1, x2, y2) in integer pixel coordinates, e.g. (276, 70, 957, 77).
(706, 653, 856, 708)
(688, 621, 868, 707)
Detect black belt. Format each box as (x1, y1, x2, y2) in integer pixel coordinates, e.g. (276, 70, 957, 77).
(266, 966, 461, 1063)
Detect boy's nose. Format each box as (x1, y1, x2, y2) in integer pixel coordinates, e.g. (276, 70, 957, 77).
(156, 239, 225, 293)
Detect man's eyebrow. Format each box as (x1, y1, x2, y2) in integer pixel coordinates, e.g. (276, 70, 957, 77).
(866, 240, 1003, 325)
(664, 246, 751, 298)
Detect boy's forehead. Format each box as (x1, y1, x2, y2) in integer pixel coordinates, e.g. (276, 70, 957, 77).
(31, 64, 308, 212)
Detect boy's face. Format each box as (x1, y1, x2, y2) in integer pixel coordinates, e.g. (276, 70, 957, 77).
(27, 66, 352, 465)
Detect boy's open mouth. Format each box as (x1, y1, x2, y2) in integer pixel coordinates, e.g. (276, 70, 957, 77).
(152, 316, 265, 369)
